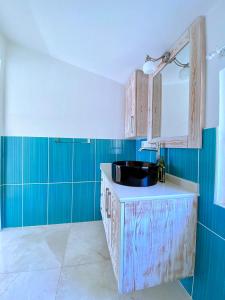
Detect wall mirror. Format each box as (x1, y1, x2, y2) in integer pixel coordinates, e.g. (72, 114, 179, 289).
(215, 67, 225, 208)
(148, 17, 205, 148)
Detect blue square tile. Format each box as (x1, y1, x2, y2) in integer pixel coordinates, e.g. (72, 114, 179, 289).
(48, 183, 72, 224)
(198, 128, 225, 239)
(72, 182, 95, 222)
(94, 182, 102, 221)
(49, 138, 73, 183)
(23, 137, 48, 183)
(117, 139, 136, 161)
(180, 277, 193, 296)
(3, 185, 22, 228)
(23, 184, 47, 226)
(3, 137, 22, 184)
(95, 139, 117, 181)
(73, 139, 95, 181)
(193, 224, 225, 300)
(168, 147, 198, 182)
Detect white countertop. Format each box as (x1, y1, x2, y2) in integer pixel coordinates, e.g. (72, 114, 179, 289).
(100, 163, 198, 202)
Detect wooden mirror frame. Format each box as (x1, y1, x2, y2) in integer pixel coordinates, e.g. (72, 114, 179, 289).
(147, 16, 206, 148)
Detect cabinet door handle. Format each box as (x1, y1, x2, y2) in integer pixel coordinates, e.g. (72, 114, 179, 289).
(107, 192, 111, 218)
(105, 188, 109, 214)
(131, 115, 134, 134)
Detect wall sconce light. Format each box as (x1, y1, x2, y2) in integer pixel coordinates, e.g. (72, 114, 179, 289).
(207, 45, 225, 60)
(143, 51, 189, 76)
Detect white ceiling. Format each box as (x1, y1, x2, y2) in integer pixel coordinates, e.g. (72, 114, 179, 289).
(0, 0, 218, 83)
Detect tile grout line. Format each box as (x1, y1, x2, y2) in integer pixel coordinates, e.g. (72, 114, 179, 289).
(71, 139, 74, 223)
(198, 221, 225, 242)
(1, 137, 4, 229)
(47, 137, 49, 225)
(21, 137, 24, 227)
(1, 181, 101, 186)
(94, 139, 96, 220)
(55, 222, 73, 299)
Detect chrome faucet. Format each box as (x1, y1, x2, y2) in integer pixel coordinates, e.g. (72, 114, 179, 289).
(138, 142, 161, 160)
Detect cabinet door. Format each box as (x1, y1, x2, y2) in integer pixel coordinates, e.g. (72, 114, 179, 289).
(110, 192, 120, 281)
(136, 70, 148, 137)
(125, 72, 136, 138)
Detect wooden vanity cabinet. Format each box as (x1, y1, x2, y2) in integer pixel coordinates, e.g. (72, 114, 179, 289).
(125, 70, 148, 138)
(101, 172, 197, 294)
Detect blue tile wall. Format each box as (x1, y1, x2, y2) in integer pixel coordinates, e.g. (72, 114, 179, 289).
(23, 137, 48, 183)
(140, 128, 225, 300)
(198, 128, 225, 239)
(180, 277, 193, 296)
(73, 139, 95, 181)
(72, 182, 95, 222)
(168, 148, 198, 182)
(117, 139, 136, 161)
(23, 184, 47, 226)
(48, 183, 72, 224)
(49, 138, 73, 183)
(1, 136, 136, 228)
(2, 137, 22, 184)
(193, 224, 225, 300)
(3, 185, 22, 228)
(94, 182, 101, 221)
(135, 139, 157, 162)
(95, 139, 117, 181)
(1, 130, 225, 300)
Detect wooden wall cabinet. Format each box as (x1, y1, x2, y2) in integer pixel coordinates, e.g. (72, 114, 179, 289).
(101, 165, 197, 294)
(125, 70, 148, 138)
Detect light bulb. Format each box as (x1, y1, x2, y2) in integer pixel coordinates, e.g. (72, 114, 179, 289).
(143, 60, 157, 75)
(179, 67, 190, 80)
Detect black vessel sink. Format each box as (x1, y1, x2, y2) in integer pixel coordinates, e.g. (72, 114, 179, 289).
(112, 161, 158, 187)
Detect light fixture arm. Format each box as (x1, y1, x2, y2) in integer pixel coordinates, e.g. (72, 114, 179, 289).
(145, 51, 171, 64)
(143, 51, 189, 75)
(172, 58, 189, 68)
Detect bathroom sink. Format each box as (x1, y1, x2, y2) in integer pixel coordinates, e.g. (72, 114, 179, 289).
(112, 161, 158, 187)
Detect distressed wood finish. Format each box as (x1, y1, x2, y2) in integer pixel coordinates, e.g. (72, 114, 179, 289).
(150, 136, 188, 148)
(188, 17, 206, 148)
(125, 70, 148, 138)
(110, 192, 121, 280)
(125, 72, 136, 138)
(136, 70, 149, 137)
(122, 196, 197, 293)
(101, 172, 198, 294)
(151, 73, 162, 137)
(148, 16, 205, 148)
(101, 175, 121, 281)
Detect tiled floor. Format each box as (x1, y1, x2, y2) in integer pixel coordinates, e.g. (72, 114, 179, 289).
(0, 221, 191, 300)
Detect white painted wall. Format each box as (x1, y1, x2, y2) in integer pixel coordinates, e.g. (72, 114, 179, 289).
(205, 0, 225, 128)
(0, 34, 6, 135)
(4, 42, 124, 138)
(3, 0, 225, 138)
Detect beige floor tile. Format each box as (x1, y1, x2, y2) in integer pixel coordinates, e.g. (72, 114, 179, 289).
(63, 221, 110, 267)
(0, 221, 191, 300)
(0, 268, 60, 300)
(56, 261, 190, 300)
(0, 224, 71, 273)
